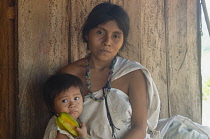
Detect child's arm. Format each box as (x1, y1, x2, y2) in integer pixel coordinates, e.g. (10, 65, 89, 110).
(56, 122, 88, 139)
(55, 132, 69, 139)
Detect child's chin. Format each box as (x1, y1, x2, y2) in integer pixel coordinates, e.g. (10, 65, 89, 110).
(66, 113, 76, 119)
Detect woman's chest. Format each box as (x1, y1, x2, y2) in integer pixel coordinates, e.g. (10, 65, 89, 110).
(79, 70, 130, 96)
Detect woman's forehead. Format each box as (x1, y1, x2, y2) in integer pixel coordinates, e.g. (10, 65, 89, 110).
(96, 20, 123, 33)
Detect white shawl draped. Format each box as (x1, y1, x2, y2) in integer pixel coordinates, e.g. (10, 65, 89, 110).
(79, 56, 160, 138)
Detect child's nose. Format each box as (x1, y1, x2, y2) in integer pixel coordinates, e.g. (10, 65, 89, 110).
(68, 102, 76, 108)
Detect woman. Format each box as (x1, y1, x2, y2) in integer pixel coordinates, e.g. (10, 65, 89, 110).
(60, 2, 160, 139)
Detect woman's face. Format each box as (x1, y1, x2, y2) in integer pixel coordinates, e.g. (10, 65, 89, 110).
(86, 20, 124, 61)
(53, 86, 83, 119)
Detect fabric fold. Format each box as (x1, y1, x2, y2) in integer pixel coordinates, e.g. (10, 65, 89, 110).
(79, 56, 160, 138)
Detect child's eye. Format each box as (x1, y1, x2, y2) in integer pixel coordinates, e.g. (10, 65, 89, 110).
(74, 97, 80, 100)
(62, 99, 68, 103)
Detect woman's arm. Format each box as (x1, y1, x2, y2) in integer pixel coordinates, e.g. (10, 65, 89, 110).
(121, 69, 147, 139)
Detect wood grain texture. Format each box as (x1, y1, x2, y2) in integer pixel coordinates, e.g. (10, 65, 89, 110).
(165, 0, 201, 123)
(18, 0, 69, 138)
(69, 0, 108, 62)
(138, 0, 168, 119)
(0, 1, 9, 138)
(112, 0, 168, 119)
(111, 0, 141, 61)
(0, 0, 16, 138)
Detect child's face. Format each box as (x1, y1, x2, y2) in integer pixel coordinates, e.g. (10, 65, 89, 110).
(53, 86, 83, 119)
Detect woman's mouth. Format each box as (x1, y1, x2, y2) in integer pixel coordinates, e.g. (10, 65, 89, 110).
(100, 49, 110, 53)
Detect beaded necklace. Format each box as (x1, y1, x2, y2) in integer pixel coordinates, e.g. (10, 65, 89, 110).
(85, 54, 116, 101)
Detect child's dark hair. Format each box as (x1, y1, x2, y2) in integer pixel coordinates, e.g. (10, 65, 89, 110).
(43, 73, 83, 114)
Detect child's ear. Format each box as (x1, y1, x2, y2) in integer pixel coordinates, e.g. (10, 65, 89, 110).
(49, 107, 56, 115)
(50, 107, 59, 116)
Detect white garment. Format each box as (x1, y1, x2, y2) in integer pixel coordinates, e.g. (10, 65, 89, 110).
(79, 56, 160, 139)
(156, 115, 210, 139)
(43, 116, 77, 139)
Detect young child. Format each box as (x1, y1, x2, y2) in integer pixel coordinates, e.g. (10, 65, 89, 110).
(43, 73, 90, 139)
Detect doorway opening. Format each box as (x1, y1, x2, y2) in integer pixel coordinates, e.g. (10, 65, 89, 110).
(201, 0, 210, 127)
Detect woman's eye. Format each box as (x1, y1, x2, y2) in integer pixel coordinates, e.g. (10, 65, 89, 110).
(62, 99, 68, 103)
(113, 34, 120, 38)
(96, 30, 104, 35)
(74, 97, 80, 100)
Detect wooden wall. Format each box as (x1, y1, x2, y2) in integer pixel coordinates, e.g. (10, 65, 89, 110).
(0, 0, 201, 138)
(67, 0, 201, 120)
(0, 0, 16, 138)
(165, 0, 201, 122)
(17, 0, 69, 138)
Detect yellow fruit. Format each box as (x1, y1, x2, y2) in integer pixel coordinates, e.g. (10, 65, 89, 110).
(56, 112, 79, 137)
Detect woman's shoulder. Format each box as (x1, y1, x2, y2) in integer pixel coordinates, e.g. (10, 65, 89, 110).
(116, 56, 140, 65)
(115, 56, 144, 72)
(59, 58, 86, 75)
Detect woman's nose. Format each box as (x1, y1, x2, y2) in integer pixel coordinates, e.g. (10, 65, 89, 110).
(103, 34, 111, 46)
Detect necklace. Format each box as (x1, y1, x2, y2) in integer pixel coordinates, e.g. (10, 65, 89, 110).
(85, 54, 116, 101)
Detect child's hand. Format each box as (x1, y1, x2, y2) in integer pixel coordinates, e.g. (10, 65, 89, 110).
(75, 122, 88, 138)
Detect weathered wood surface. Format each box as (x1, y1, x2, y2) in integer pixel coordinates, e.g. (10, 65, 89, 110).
(0, 1, 10, 138)
(18, 0, 69, 138)
(111, 0, 168, 119)
(111, 0, 201, 122)
(165, 0, 201, 123)
(69, 0, 109, 62)
(69, 0, 169, 120)
(0, 0, 16, 138)
(15, 0, 201, 138)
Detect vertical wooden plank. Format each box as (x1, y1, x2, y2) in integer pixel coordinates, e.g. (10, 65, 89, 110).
(186, 0, 201, 123)
(139, 0, 168, 119)
(0, 1, 10, 138)
(111, 0, 168, 119)
(165, 0, 201, 123)
(18, 0, 69, 138)
(69, 0, 109, 62)
(8, 1, 17, 138)
(0, 0, 16, 138)
(110, 0, 141, 61)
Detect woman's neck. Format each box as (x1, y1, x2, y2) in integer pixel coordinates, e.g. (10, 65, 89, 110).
(89, 56, 113, 71)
